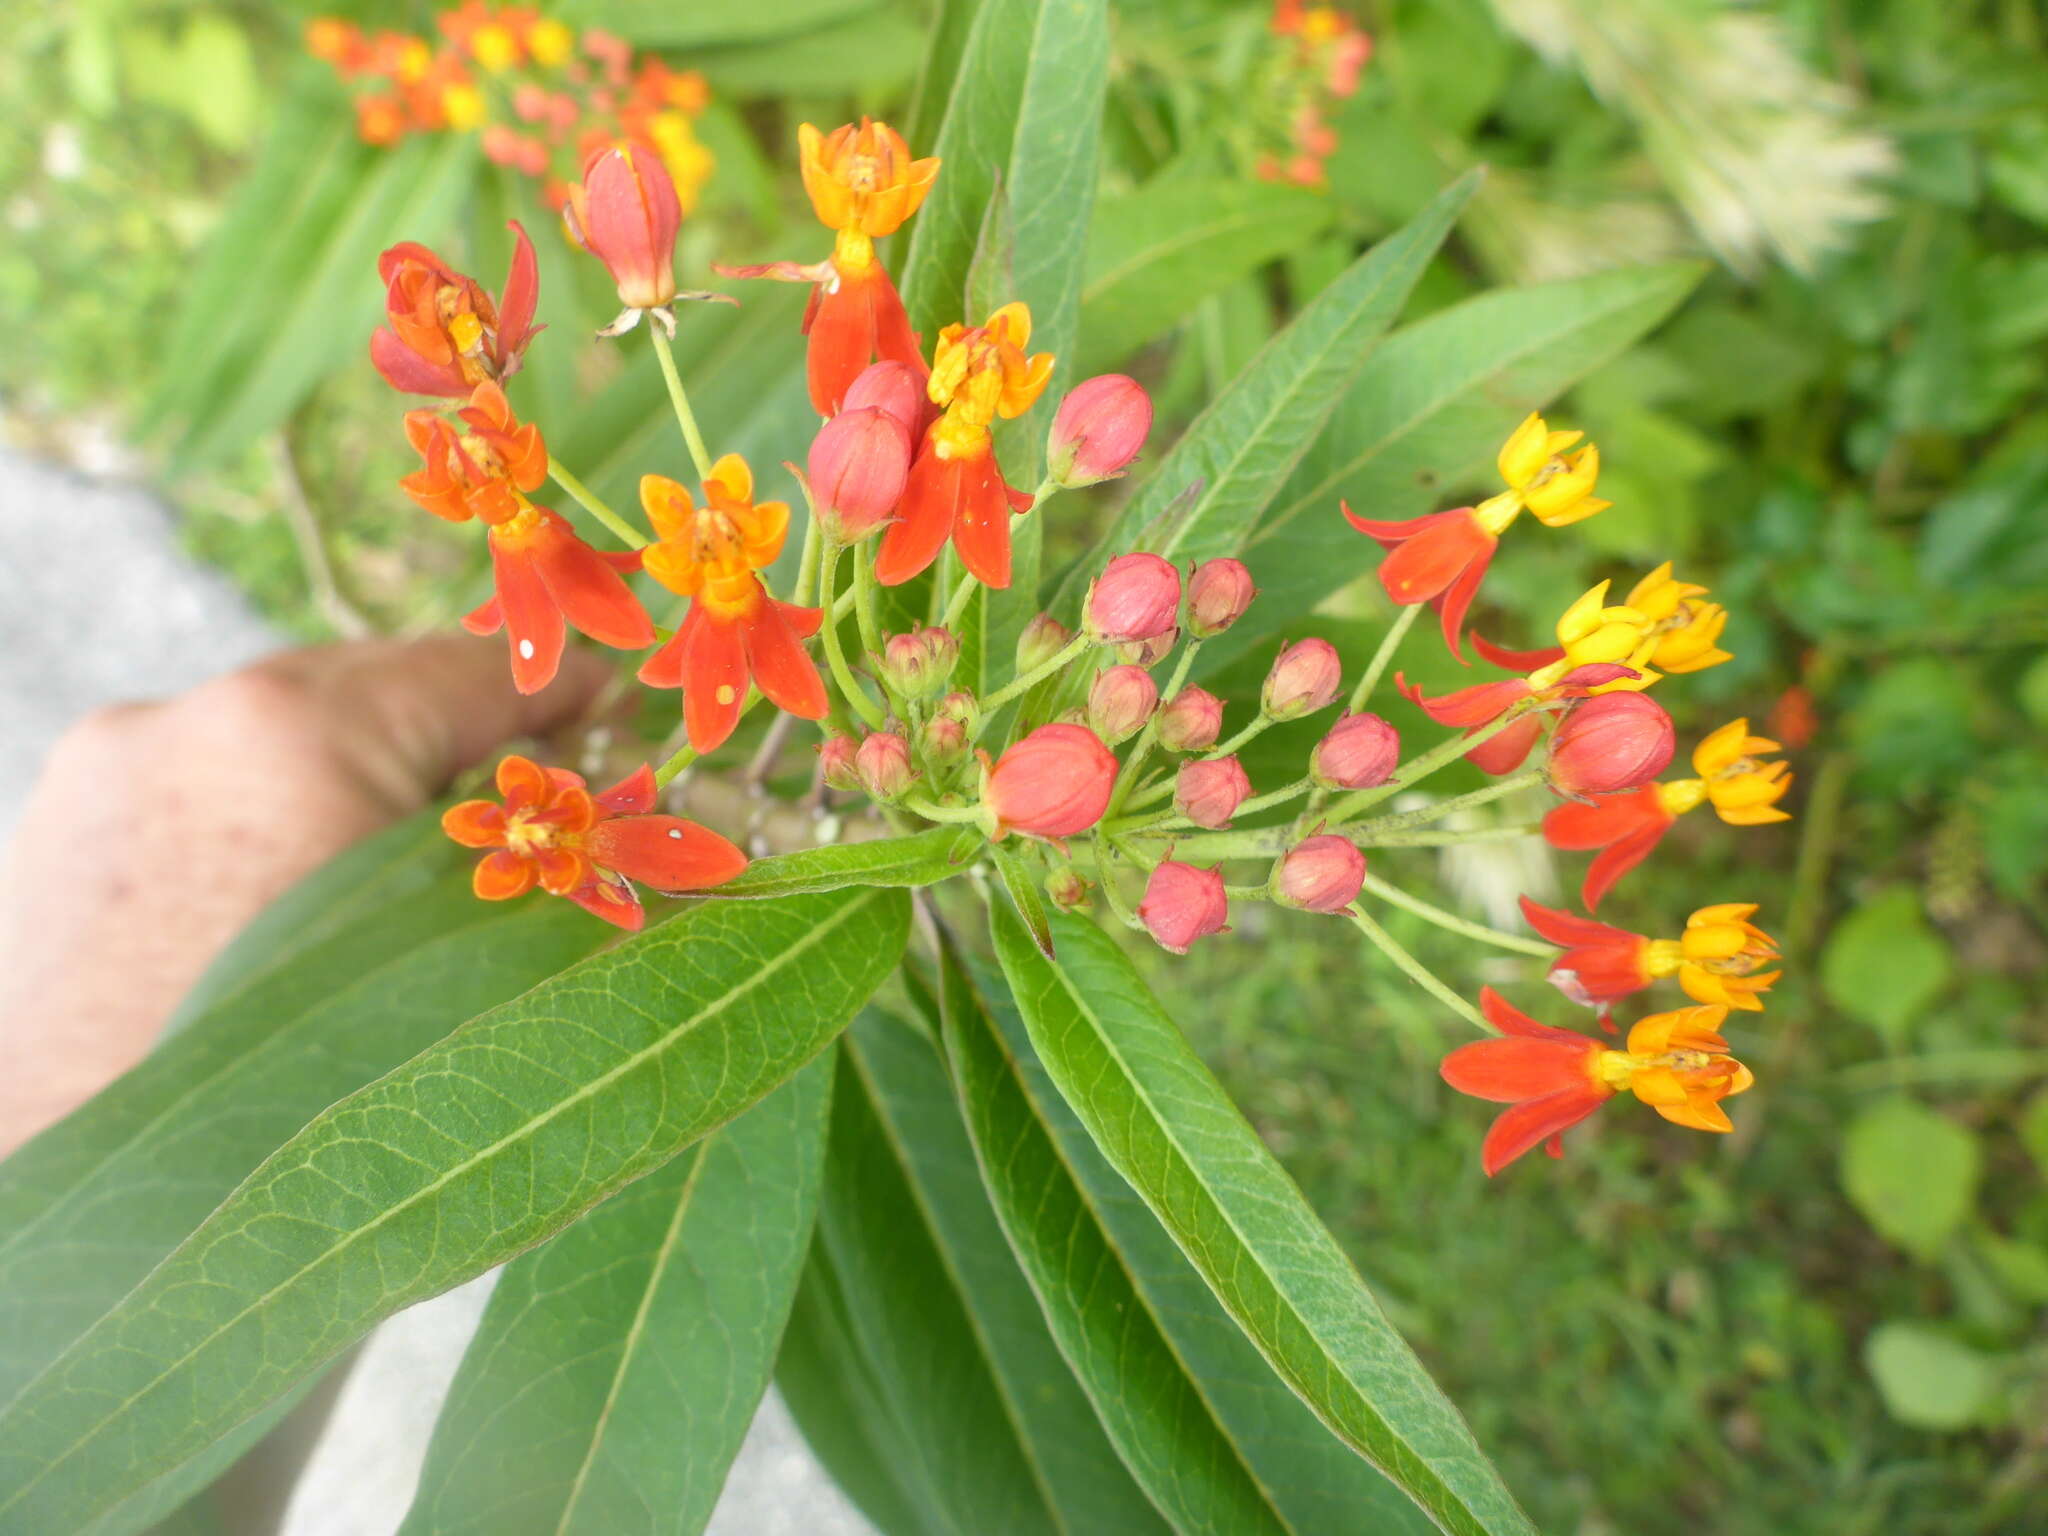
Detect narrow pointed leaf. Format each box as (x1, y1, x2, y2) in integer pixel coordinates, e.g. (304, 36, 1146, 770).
(0, 887, 909, 1532)
(707, 826, 982, 899)
(400, 1056, 834, 1535)
(991, 906, 1535, 1536)
(937, 940, 1434, 1536)
(1053, 172, 1480, 614)
(987, 843, 1055, 957)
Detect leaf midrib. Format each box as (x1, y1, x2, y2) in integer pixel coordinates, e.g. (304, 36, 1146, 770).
(0, 888, 882, 1518)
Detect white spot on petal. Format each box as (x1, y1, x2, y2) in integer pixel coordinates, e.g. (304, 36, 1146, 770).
(518, 639, 535, 660)
(668, 828, 683, 839)
(716, 685, 736, 705)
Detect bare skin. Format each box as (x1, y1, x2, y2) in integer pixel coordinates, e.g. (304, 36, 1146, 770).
(0, 635, 607, 1155)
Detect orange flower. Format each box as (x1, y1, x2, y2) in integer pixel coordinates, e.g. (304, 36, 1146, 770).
(715, 118, 938, 415)
(1519, 898, 1655, 1020)
(371, 224, 539, 397)
(444, 756, 746, 929)
(1522, 897, 1781, 1020)
(399, 381, 547, 524)
(459, 507, 654, 695)
(1440, 989, 1754, 1174)
(1543, 719, 1794, 910)
(874, 301, 1053, 589)
(636, 455, 829, 752)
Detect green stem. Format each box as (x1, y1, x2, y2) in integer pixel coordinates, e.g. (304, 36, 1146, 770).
(1236, 775, 1312, 818)
(793, 507, 823, 608)
(1092, 831, 1148, 932)
(1346, 769, 1543, 839)
(941, 568, 981, 631)
(1324, 704, 1540, 823)
(1347, 604, 1419, 713)
(1356, 871, 1552, 956)
(1208, 714, 1271, 760)
(979, 632, 1094, 721)
(548, 457, 646, 549)
(1105, 640, 1202, 818)
(1346, 904, 1492, 1033)
(852, 541, 887, 663)
(819, 544, 888, 732)
(648, 327, 716, 483)
(902, 795, 987, 824)
(652, 742, 698, 790)
(1365, 823, 1541, 848)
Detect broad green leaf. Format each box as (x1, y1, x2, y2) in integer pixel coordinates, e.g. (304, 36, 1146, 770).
(902, 0, 983, 155)
(1841, 1097, 1980, 1261)
(1821, 886, 1955, 1045)
(987, 843, 1054, 957)
(1077, 178, 1334, 375)
(401, 1056, 833, 1535)
(172, 134, 480, 470)
(1865, 1322, 2004, 1430)
(709, 826, 982, 900)
(991, 907, 1534, 1536)
(938, 944, 1433, 1536)
(555, 0, 877, 47)
(837, 1010, 1169, 1534)
(778, 1245, 951, 1536)
(0, 881, 601, 1410)
(1215, 262, 1704, 664)
(1055, 173, 1479, 615)
(898, 0, 1109, 691)
(0, 887, 909, 1531)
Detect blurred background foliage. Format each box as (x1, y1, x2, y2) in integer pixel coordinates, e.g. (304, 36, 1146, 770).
(4, 0, 2047, 1528)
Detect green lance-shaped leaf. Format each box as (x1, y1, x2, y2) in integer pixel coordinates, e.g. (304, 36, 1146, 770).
(0, 879, 603, 1411)
(0, 887, 909, 1532)
(938, 941, 1433, 1536)
(990, 906, 1536, 1536)
(777, 1245, 952, 1536)
(1051, 172, 1480, 616)
(833, 1010, 1170, 1534)
(1210, 262, 1705, 666)
(554, 0, 876, 48)
(400, 1055, 834, 1536)
(707, 826, 982, 900)
(1075, 177, 1335, 376)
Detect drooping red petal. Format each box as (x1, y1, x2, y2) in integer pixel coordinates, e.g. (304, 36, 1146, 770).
(462, 593, 503, 635)
(1542, 786, 1666, 850)
(951, 447, 1020, 589)
(807, 269, 880, 417)
(564, 877, 646, 931)
(490, 536, 566, 694)
(866, 264, 925, 378)
(1434, 545, 1494, 664)
(745, 600, 830, 719)
(370, 327, 468, 397)
(875, 436, 964, 586)
(531, 513, 655, 650)
(680, 603, 750, 753)
(638, 629, 687, 689)
(1394, 673, 1529, 728)
(1479, 985, 1593, 1043)
(1472, 631, 1566, 672)
(1441, 1036, 1598, 1103)
(1480, 1087, 1610, 1176)
(1581, 823, 1671, 913)
(1350, 508, 1492, 608)
(587, 816, 748, 892)
(594, 763, 660, 816)
(1518, 896, 1636, 950)
(495, 221, 540, 369)
(1465, 714, 1542, 775)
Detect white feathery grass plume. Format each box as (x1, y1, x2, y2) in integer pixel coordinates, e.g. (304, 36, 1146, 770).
(1485, 0, 1895, 275)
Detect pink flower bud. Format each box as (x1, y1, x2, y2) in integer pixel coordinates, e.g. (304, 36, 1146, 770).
(842, 360, 928, 436)
(1137, 861, 1229, 954)
(1087, 665, 1158, 744)
(1116, 627, 1179, 668)
(1275, 835, 1365, 912)
(810, 407, 912, 541)
(1045, 867, 1093, 911)
(817, 734, 860, 791)
(879, 626, 959, 698)
(1016, 613, 1074, 674)
(565, 142, 680, 312)
(1157, 686, 1224, 751)
(855, 732, 916, 801)
(1175, 756, 1253, 829)
(1547, 693, 1676, 798)
(1086, 553, 1182, 643)
(919, 713, 968, 767)
(1261, 637, 1342, 720)
(1186, 558, 1256, 637)
(984, 723, 1118, 840)
(1047, 374, 1153, 488)
(1311, 712, 1400, 790)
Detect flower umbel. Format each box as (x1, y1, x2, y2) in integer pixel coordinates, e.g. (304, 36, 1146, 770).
(443, 755, 746, 929)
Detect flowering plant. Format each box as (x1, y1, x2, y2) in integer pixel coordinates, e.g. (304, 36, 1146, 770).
(0, 16, 1798, 1533)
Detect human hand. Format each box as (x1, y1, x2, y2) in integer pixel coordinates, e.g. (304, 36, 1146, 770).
(0, 635, 607, 1154)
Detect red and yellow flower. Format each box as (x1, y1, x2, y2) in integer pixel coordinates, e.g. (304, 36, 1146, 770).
(1521, 897, 1781, 1018)
(443, 754, 746, 930)
(717, 118, 939, 416)
(400, 380, 547, 523)
(1543, 718, 1795, 909)
(1392, 661, 1638, 775)
(371, 225, 539, 397)
(1473, 562, 1731, 683)
(874, 301, 1054, 589)
(636, 454, 829, 753)
(1344, 412, 1607, 662)
(1440, 988, 1755, 1175)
